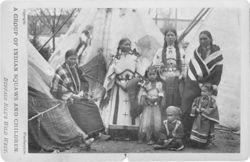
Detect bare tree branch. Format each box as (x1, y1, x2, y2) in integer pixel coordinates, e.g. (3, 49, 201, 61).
(34, 10, 51, 30)
(55, 9, 63, 30)
(40, 9, 53, 29)
(39, 8, 77, 52)
(45, 8, 52, 19)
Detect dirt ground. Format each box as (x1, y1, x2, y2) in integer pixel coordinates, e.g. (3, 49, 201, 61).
(62, 130, 240, 153)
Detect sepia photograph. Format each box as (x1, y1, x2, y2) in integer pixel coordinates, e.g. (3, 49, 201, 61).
(27, 7, 242, 154)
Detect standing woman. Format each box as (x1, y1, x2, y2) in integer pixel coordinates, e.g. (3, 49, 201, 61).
(101, 38, 143, 140)
(152, 27, 185, 112)
(181, 30, 223, 142)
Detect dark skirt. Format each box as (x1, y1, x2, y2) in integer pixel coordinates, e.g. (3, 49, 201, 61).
(181, 77, 201, 138)
(68, 98, 105, 136)
(163, 76, 182, 109)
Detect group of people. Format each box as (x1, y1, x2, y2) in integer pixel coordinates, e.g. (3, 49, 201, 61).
(50, 27, 223, 151)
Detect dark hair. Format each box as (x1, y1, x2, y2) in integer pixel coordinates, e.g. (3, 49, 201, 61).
(144, 65, 161, 81)
(115, 38, 131, 59)
(200, 30, 213, 44)
(198, 30, 221, 55)
(198, 30, 213, 51)
(65, 49, 77, 60)
(162, 28, 182, 72)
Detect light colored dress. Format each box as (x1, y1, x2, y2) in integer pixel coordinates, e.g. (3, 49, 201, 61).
(138, 81, 164, 142)
(102, 53, 147, 139)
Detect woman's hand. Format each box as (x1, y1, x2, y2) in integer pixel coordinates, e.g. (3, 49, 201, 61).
(72, 93, 82, 100)
(212, 85, 218, 94)
(178, 71, 186, 80)
(100, 91, 111, 108)
(115, 80, 127, 91)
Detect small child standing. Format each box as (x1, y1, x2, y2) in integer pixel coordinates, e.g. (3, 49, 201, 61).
(153, 106, 184, 151)
(138, 66, 164, 145)
(189, 83, 219, 148)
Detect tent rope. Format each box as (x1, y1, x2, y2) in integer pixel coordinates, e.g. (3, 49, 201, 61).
(28, 103, 61, 121)
(215, 125, 240, 135)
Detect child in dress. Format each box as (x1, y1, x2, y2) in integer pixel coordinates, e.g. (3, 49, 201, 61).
(138, 66, 164, 145)
(189, 83, 219, 148)
(153, 106, 184, 151)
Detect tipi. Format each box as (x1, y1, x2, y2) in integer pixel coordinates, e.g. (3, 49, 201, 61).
(49, 8, 163, 69)
(28, 42, 87, 151)
(48, 8, 164, 137)
(49, 8, 164, 106)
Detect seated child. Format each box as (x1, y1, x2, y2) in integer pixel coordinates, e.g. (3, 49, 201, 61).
(138, 66, 164, 145)
(189, 83, 219, 148)
(153, 106, 184, 151)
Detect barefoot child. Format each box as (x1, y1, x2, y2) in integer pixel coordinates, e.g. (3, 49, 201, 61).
(153, 106, 184, 151)
(189, 83, 219, 148)
(138, 66, 164, 145)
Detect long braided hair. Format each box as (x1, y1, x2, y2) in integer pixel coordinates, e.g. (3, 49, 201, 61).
(162, 28, 182, 72)
(115, 38, 131, 60)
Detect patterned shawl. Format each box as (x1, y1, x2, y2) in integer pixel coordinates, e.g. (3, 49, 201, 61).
(50, 63, 81, 100)
(187, 45, 223, 82)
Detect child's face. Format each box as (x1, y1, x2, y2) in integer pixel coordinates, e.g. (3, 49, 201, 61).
(201, 86, 211, 96)
(148, 71, 157, 81)
(166, 111, 176, 122)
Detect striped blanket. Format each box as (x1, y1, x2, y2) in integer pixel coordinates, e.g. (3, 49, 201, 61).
(187, 46, 223, 84)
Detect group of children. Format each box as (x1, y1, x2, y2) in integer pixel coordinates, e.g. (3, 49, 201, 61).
(137, 66, 219, 151)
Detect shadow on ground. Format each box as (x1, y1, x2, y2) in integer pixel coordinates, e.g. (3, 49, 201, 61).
(62, 131, 240, 153)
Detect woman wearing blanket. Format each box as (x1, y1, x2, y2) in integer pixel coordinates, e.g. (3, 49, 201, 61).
(181, 31, 223, 145)
(50, 48, 109, 142)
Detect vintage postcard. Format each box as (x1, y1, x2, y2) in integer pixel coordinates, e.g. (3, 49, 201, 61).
(1, 0, 250, 161)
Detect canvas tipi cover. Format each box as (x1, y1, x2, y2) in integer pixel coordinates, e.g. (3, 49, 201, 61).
(48, 8, 164, 105)
(28, 41, 55, 98)
(28, 42, 86, 150)
(49, 8, 163, 69)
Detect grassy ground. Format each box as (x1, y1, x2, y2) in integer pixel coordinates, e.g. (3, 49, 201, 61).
(62, 130, 240, 153)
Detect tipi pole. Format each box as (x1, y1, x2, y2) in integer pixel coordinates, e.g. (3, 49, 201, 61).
(181, 8, 210, 40)
(155, 9, 158, 25)
(181, 8, 205, 35)
(38, 8, 77, 52)
(175, 8, 177, 29)
(178, 8, 210, 42)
